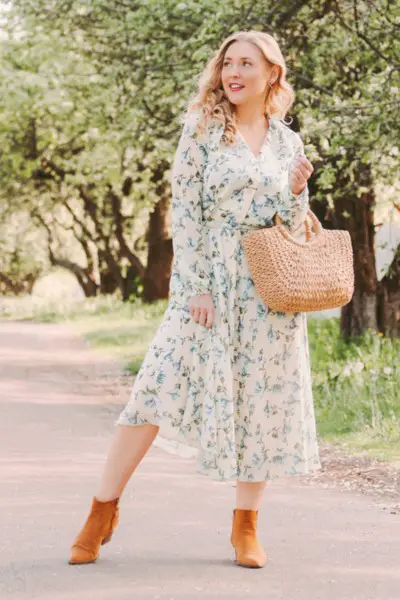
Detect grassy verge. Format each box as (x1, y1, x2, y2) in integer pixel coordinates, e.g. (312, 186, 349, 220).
(2, 295, 399, 463)
(308, 318, 400, 462)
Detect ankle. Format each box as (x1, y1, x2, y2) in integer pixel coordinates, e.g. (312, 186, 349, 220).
(94, 494, 120, 503)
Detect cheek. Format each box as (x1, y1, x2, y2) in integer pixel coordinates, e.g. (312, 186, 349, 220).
(221, 70, 229, 89)
(243, 71, 267, 93)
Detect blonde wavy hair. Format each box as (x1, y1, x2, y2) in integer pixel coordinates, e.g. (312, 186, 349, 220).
(187, 30, 295, 144)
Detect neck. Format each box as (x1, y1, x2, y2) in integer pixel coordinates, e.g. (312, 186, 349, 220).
(234, 101, 268, 127)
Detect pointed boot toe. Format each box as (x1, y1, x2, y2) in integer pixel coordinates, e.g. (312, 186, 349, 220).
(69, 544, 97, 565)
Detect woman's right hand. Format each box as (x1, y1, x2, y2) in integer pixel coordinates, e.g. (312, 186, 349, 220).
(188, 293, 215, 328)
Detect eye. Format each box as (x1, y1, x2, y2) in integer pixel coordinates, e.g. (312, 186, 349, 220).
(243, 60, 252, 66)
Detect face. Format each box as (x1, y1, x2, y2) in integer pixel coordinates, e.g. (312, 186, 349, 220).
(221, 40, 274, 107)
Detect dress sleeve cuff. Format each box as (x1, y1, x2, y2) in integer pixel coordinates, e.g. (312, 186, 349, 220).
(277, 183, 309, 232)
(186, 281, 212, 298)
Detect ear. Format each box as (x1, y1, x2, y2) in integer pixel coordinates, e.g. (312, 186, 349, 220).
(270, 66, 279, 85)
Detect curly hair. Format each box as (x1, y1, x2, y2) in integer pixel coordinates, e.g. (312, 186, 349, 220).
(186, 30, 295, 145)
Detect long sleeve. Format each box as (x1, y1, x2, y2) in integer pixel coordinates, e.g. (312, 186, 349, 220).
(276, 132, 310, 232)
(171, 112, 212, 299)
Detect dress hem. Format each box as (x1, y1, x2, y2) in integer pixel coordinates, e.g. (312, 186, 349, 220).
(115, 412, 323, 483)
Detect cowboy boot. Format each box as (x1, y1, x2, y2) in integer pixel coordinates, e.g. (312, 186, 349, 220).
(69, 496, 120, 565)
(230, 508, 268, 568)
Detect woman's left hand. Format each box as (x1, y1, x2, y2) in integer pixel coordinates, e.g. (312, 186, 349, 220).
(290, 155, 314, 196)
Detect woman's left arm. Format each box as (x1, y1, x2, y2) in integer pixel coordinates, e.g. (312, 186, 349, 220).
(276, 133, 313, 231)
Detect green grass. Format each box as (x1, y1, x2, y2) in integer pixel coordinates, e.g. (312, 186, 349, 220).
(73, 306, 167, 374)
(2, 295, 399, 463)
(322, 430, 400, 462)
(308, 318, 400, 462)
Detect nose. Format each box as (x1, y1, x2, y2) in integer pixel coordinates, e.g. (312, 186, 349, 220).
(224, 62, 241, 76)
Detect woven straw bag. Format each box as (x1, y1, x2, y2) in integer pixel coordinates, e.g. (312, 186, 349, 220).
(242, 210, 354, 312)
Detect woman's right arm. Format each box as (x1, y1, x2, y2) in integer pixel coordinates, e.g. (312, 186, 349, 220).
(171, 112, 214, 327)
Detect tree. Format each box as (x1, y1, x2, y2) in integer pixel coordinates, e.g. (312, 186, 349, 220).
(0, 24, 165, 300)
(2, 0, 399, 333)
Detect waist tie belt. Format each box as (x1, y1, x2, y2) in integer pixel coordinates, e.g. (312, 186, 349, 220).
(203, 221, 265, 233)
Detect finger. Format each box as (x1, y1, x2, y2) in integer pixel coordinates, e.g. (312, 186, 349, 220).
(295, 155, 312, 172)
(205, 308, 214, 328)
(294, 162, 311, 179)
(206, 314, 214, 328)
(295, 169, 307, 182)
(198, 307, 208, 327)
(293, 169, 307, 186)
(296, 156, 313, 175)
(192, 307, 201, 322)
(293, 168, 309, 187)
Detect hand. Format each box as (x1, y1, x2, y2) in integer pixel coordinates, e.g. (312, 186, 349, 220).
(290, 154, 314, 196)
(188, 293, 215, 328)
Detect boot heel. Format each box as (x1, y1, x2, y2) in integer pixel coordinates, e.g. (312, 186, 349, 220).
(101, 533, 113, 545)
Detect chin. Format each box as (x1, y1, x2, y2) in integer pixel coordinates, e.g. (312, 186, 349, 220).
(226, 95, 247, 106)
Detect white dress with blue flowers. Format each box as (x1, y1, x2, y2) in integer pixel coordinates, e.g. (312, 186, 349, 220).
(116, 111, 322, 482)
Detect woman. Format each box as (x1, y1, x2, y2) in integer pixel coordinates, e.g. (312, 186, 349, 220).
(69, 29, 321, 570)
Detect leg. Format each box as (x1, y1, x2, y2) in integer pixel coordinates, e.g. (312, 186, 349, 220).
(96, 423, 160, 501)
(231, 481, 268, 568)
(235, 481, 267, 510)
(69, 423, 159, 565)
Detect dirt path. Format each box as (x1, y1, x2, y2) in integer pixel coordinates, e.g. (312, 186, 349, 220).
(0, 320, 399, 600)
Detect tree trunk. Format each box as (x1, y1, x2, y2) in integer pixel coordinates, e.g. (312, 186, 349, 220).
(378, 246, 400, 337)
(49, 254, 98, 298)
(0, 272, 40, 296)
(99, 268, 120, 295)
(142, 194, 173, 303)
(122, 265, 142, 301)
(334, 163, 378, 338)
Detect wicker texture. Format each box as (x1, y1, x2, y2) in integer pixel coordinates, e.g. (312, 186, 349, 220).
(242, 210, 354, 312)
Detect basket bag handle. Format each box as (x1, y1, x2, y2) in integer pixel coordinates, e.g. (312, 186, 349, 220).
(273, 209, 323, 243)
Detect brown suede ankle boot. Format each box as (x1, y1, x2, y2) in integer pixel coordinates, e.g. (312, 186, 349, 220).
(230, 508, 268, 568)
(69, 496, 120, 565)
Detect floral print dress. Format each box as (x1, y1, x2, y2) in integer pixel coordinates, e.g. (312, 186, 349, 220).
(116, 111, 322, 482)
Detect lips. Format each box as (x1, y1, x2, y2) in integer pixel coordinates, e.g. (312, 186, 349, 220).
(229, 83, 245, 91)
